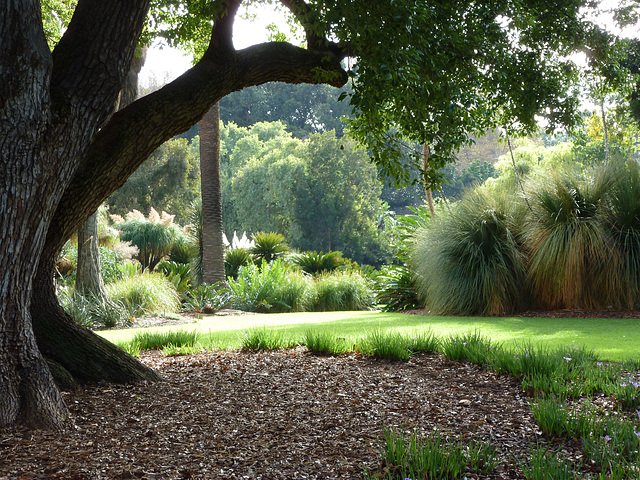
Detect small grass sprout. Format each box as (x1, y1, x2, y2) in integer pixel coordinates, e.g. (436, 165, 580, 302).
(303, 329, 348, 355)
(365, 427, 497, 480)
(240, 326, 295, 351)
(359, 329, 412, 361)
(520, 445, 576, 480)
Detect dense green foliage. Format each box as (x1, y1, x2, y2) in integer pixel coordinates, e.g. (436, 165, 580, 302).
(219, 82, 353, 139)
(107, 139, 200, 225)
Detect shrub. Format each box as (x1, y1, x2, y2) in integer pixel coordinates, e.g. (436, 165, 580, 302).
(312, 271, 374, 311)
(228, 259, 311, 313)
(182, 283, 232, 314)
(169, 234, 197, 265)
(374, 264, 421, 312)
(106, 271, 180, 317)
(250, 231, 288, 263)
(410, 189, 528, 316)
(225, 247, 252, 280)
(158, 261, 192, 293)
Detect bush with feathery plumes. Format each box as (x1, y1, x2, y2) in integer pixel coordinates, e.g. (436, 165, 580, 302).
(410, 189, 528, 316)
(111, 208, 182, 271)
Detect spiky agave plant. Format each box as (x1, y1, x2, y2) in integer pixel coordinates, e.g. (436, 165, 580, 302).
(250, 231, 289, 263)
(410, 188, 528, 316)
(523, 166, 620, 309)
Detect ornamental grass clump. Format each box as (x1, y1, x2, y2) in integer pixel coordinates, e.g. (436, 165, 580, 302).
(106, 271, 180, 317)
(601, 160, 640, 309)
(523, 166, 620, 310)
(112, 208, 183, 271)
(312, 270, 374, 311)
(410, 189, 528, 316)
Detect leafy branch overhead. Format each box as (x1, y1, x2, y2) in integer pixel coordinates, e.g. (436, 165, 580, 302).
(142, 0, 592, 187)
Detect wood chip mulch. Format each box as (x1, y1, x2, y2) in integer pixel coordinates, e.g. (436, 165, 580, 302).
(2, 349, 580, 480)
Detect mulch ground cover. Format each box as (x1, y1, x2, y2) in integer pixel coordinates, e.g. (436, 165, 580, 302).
(2, 347, 582, 480)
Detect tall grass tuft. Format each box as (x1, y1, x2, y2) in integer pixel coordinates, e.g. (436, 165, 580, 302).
(359, 329, 413, 361)
(106, 271, 181, 317)
(410, 189, 528, 316)
(128, 329, 199, 351)
(312, 271, 374, 311)
(524, 166, 619, 309)
(602, 159, 640, 308)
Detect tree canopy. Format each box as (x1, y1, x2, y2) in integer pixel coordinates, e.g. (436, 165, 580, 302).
(1, 0, 598, 429)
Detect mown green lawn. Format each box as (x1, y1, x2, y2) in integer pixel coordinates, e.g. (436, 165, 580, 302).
(97, 311, 640, 362)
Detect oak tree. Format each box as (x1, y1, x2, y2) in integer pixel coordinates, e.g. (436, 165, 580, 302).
(1, 0, 585, 429)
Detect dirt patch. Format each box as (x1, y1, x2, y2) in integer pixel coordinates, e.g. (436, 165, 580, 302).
(1, 350, 589, 480)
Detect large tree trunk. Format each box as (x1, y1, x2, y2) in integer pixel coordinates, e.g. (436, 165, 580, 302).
(2, 0, 347, 430)
(199, 103, 227, 285)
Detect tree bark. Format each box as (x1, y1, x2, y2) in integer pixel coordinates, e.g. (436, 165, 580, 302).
(199, 103, 227, 285)
(422, 143, 436, 218)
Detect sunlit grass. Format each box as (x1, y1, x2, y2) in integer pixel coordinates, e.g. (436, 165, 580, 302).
(98, 311, 640, 362)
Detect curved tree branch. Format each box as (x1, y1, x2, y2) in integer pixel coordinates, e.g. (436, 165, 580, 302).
(44, 40, 348, 254)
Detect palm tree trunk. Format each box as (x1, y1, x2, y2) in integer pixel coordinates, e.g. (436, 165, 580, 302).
(199, 102, 227, 285)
